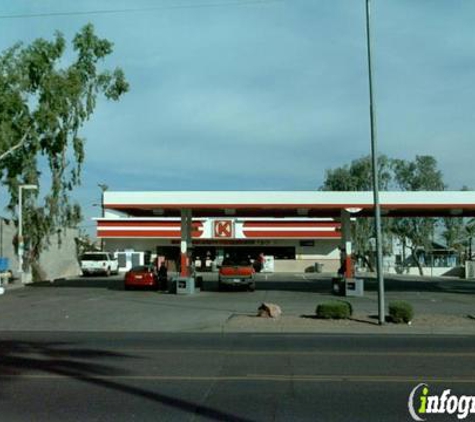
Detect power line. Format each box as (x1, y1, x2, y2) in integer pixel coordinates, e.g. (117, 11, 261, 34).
(0, 0, 284, 20)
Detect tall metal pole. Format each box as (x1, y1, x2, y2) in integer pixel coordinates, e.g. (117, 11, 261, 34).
(100, 190, 105, 251)
(98, 184, 108, 251)
(365, 0, 385, 324)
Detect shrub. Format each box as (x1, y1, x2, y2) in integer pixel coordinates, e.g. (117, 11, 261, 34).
(316, 300, 353, 319)
(389, 301, 414, 323)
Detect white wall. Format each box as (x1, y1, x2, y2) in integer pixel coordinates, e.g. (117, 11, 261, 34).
(0, 218, 19, 275)
(274, 259, 339, 273)
(37, 228, 81, 280)
(0, 218, 80, 281)
(466, 261, 475, 279)
(385, 266, 461, 277)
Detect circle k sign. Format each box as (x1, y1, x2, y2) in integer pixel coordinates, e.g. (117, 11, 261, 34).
(214, 220, 234, 238)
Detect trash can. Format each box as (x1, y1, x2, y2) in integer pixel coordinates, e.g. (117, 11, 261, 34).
(175, 277, 196, 295)
(314, 262, 323, 273)
(331, 277, 345, 296)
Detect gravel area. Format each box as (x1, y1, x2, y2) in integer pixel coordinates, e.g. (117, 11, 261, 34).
(223, 312, 475, 334)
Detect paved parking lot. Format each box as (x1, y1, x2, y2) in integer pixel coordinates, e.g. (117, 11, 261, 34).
(0, 273, 474, 334)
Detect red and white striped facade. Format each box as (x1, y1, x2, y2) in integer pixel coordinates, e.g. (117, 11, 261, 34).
(96, 190, 475, 273)
(97, 218, 341, 240)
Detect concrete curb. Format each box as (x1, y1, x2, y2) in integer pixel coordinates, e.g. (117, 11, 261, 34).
(214, 313, 475, 336)
(214, 325, 475, 336)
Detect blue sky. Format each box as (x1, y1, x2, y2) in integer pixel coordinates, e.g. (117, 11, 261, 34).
(1, 0, 475, 235)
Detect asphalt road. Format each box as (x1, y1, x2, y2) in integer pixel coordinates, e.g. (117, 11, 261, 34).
(1, 332, 474, 421)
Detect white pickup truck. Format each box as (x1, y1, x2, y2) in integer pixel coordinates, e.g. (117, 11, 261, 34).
(80, 252, 119, 276)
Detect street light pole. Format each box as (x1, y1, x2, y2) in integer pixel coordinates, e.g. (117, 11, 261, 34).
(364, 0, 385, 325)
(18, 184, 38, 281)
(98, 184, 108, 251)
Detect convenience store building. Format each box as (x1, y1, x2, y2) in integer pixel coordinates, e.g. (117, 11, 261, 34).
(96, 190, 475, 274)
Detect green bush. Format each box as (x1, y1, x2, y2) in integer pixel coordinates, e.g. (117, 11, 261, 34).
(316, 300, 353, 319)
(389, 301, 414, 323)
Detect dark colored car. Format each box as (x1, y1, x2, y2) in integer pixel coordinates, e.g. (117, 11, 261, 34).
(124, 265, 159, 290)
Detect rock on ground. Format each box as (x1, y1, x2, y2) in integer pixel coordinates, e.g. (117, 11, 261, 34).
(258, 303, 282, 318)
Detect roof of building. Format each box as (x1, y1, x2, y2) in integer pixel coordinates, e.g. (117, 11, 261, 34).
(103, 191, 475, 218)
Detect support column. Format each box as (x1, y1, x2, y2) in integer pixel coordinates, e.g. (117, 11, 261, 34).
(340, 210, 353, 279)
(180, 209, 192, 277)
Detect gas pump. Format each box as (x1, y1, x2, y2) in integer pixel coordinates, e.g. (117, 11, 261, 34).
(345, 243, 364, 296)
(175, 209, 197, 294)
(344, 241, 355, 279)
(333, 241, 363, 296)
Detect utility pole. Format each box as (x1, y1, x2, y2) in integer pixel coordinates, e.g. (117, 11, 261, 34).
(365, 0, 385, 325)
(98, 184, 108, 251)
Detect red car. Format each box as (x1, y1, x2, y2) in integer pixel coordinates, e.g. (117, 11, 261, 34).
(218, 258, 256, 291)
(124, 265, 159, 290)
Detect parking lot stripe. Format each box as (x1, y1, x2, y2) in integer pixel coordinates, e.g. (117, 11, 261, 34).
(2, 374, 475, 383)
(89, 348, 475, 358)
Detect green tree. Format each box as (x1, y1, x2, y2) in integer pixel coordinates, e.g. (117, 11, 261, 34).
(392, 155, 445, 191)
(442, 217, 464, 258)
(321, 154, 447, 275)
(321, 155, 393, 271)
(442, 187, 475, 263)
(0, 24, 128, 270)
(321, 155, 393, 191)
(454, 217, 475, 261)
(464, 219, 475, 260)
(391, 156, 445, 275)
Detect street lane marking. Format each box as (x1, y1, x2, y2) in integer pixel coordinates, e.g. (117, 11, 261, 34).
(247, 334, 474, 339)
(2, 374, 475, 383)
(89, 349, 475, 358)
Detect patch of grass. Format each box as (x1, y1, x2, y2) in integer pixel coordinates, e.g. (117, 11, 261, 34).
(389, 301, 414, 323)
(316, 300, 353, 319)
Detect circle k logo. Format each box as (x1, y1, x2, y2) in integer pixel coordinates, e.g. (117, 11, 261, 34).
(214, 220, 234, 238)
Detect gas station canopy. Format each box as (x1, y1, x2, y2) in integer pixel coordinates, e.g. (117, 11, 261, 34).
(103, 191, 475, 218)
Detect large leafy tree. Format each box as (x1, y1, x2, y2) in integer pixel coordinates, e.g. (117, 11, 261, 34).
(445, 217, 475, 262)
(321, 155, 393, 270)
(441, 216, 464, 260)
(321, 155, 448, 274)
(321, 155, 393, 192)
(462, 219, 475, 260)
(441, 187, 474, 263)
(0, 24, 128, 266)
(391, 156, 445, 275)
